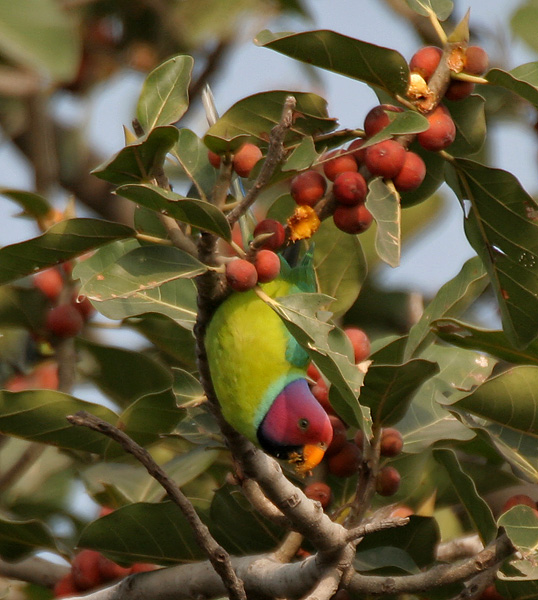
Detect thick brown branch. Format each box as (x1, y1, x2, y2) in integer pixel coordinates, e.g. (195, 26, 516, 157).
(0, 556, 69, 588)
(348, 533, 514, 596)
(66, 411, 246, 600)
(226, 96, 296, 225)
(3, 532, 515, 600)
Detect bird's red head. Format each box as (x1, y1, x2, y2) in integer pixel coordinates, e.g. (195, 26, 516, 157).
(257, 379, 333, 474)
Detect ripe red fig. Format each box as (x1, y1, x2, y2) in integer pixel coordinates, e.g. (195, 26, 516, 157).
(253, 219, 286, 250)
(225, 259, 258, 292)
(333, 171, 368, 206)
(322, 151, 358, 182)
(233, 143, 263, 177)
(333, 204, 373, 235)
(409, 46, 442, 81)
(304, 481, 332, 509)
(34, 268, 64, 302)
(364, 140, 406, 179)
(45, 305, 84, 338)
(327, 441, 362, 478)
(364, 104, 404, 137)
(290, 170, 327, 207)
(344, 327, 371, 363)
(417, 105, 456, 152)
(376, 466, 401, 496)
(254, 249, 281, 284)
(393, 151, 426, 192)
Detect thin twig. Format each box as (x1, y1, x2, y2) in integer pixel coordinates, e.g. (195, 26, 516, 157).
(0, 443, 46, 492)
(66, 411, 247, 600)
(188, 41, 230, 109)
(345, 427, 381, 528)
(345, 516, 409, 542)
(226, 96, 296, 225)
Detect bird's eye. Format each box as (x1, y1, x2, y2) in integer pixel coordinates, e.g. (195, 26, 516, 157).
(298, 418, 310, 431)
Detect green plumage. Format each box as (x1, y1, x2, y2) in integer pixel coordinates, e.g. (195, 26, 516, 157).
(205, 255, 314, 442)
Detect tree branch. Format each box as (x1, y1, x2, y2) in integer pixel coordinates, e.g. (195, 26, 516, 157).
(66, 411, 247, 600)
(0, 443, 46, 492)
(0, 556, 69, 588)
(2, 531, 514, 600)
(348, 533, 514, 596)
(345, 516, 409, 542)
(226, 96, 296, 225)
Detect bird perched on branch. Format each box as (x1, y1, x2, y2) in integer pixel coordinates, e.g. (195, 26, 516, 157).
(205, 253, 333, 474)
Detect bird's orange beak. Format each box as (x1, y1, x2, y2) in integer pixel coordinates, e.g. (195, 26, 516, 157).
(291, 443, 327, 476)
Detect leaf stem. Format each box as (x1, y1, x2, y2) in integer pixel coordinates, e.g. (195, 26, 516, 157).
(428, 9, 447, 45)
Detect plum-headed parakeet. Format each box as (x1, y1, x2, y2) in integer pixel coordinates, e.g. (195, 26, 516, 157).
(205, 256, 333, 473)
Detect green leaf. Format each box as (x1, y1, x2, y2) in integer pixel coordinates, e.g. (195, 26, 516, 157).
(498, 561, 538, 596)
(360, 359, 439, 426)
(136, 55, 194, 131)
(354, 545, 420, 575)
(434, 449, 497, 544)
(512, 3, 538, 53)
(116, 183, 231, 240)
(404, 0, 454, 20)
(359, 111, 429, 149)
(127, 314, 197, 369)
(78, 501, 206, 564)
(445, 95, 486, 157)
(73, 239, 198, 327)
(0, 390, 118, 454)
(451, 159, 538, 348)
(255, 30, 410, 96)
(77, 338, 173, 407)
(265, 292, 371, 434)
(173, 368, 204, 407)
(0, 287, 48, 330)
(0, 188, 51, 218)
(78, 245, 207, 306)
(397, 344, 491, 453)
(84, 446, 219, 504)
(455, 409, 538, 484)
(405, 256, 489, 359)
(108, 388, 183, 458)
(487, 64, 538, 109)
(0, 218, 135, 286)
(204, 90, 337, 146)
(174, 408, 222, 447)
(0, 0, 80, 82)
(281, 136, 320, 172)
(173, 129, 218, 201)
(399, 143, 446, 207)
(498, 505, 538, 554)
(356, 516, 439, 569)
(92, 126, 180, 185)
(0, 517, 59, 561)
(434, 319, 538, 366)
(451, 366, 538, 436)
(366, 178, 401, 268)
(209, 484, 284, 555)
(89, 278, 197, 326)
(313, 219, 367, 318)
